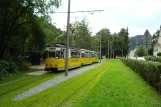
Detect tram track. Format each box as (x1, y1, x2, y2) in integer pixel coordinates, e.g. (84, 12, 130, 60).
(0, 73, 57, 98)
(57, 63, 110, 107)
(25, 63, 109, 107)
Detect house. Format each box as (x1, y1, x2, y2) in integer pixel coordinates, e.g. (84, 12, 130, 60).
(153, 26, 161, 56)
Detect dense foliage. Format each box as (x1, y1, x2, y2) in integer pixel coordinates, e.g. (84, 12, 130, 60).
(121, 58, 161, 94)
(157, 52, 161, 56)
(0, 0, 61, 75)
(0, 0, 61, 59)
(144, 56, 161, 63)
(135, 45, 147, 57)
(95, 28, 129, 57)
(0, 0, 130, 77)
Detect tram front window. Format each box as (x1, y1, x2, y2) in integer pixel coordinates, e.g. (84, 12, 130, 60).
(49, 52, 56, 58)
(48, 51, 64, 58)
(55, 50, 64, 58)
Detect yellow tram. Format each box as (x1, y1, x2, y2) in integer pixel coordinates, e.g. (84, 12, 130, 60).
(45, 43, 99, 71)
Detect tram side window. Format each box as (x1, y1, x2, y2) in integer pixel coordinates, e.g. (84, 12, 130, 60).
(92, 53, 97, 57)
(81, 53, 85, 58)
(89, 53, 93, 58)
(92, 53, 95, 57)
(81, 53, 88, 58)
(85, 53, 89, 58)
(71, 51, 79, 58)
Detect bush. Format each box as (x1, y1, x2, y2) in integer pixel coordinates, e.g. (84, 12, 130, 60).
(144, 56, 161, 63)
(15, 59, 29, 70)
(135, 45, 147, 57)
(0, 60, 9, 79)
(8, 60, 18, 73)
(157, 52, 161, 56)
(0, 59, 19, 79)
(120, 58, 161, 94)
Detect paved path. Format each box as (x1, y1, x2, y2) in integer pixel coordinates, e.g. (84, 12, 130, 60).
(13, 63, 101, 101)
(27, 71, 50, 76)
(29, 65, 45, 70)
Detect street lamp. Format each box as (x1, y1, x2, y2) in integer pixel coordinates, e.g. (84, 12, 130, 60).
(65, 0, 71, 76)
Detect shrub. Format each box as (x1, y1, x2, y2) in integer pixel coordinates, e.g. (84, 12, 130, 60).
(15, 59, 29, 70)
(144, 56, 161, 63)
(135, 45, 147, 57)
(0, 60, 9, 79)
(120, 58, 161, 94)
(157, 52, 161, 56)
(0, 59, 19, 79)
(8, 60, 18, 73)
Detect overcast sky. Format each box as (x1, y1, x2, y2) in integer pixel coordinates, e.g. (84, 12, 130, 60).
(51, 0, 161, 37)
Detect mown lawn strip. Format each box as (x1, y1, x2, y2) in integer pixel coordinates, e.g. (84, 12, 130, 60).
(76, 60, 161, 107)
(0, 63, 104, 107)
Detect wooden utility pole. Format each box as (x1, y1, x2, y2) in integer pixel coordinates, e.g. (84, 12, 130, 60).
(65, 0, 71, 76)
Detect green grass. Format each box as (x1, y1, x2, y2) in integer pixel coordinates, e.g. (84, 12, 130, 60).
(76, 60, 161, 107)
(0, 60, 161, 107)
(0, 69, 35, 84)
(0, 69, 75, 107)
(0, 61, 109, 107)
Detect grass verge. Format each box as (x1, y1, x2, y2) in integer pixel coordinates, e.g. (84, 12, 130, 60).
(0, 61, 109, 107)
(76, 59, 161, 107)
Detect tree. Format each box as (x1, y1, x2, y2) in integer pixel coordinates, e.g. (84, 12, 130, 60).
(135, 45, 147, 57)
(73, 19, 92, 49)
(38, 17, 62, 45)
(54, 19, 92, 49)
(96, 28, 111, 57)
(117, 28, 129, 57)
(0, 0, 61, 59)
(91, 36, 99, 52)
(112, 33, 120, 57)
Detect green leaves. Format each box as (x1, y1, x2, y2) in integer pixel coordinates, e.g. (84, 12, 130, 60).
(121, 58, 161, 94)
(27, 20, 46, 53)
(0, 0, 61, 59)
(135, 45, 147, 57)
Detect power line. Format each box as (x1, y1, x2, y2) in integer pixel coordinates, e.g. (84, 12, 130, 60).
(54, 10, 104, 13)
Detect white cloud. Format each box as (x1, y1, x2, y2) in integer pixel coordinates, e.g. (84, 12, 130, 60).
(51, 0, 161, 36)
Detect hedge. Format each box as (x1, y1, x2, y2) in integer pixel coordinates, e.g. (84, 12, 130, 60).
(144, 56, 161, 63)
(120, 58, 161, 94)
(157, 52, 161, 56)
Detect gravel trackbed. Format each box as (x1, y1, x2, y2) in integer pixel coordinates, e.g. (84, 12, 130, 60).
(13, 63, 101, 101)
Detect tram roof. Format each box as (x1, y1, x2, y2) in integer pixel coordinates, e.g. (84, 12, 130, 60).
(47, 43, 98, 53)
(80, 49, 98, 53)
(46, 43, 80, 50)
